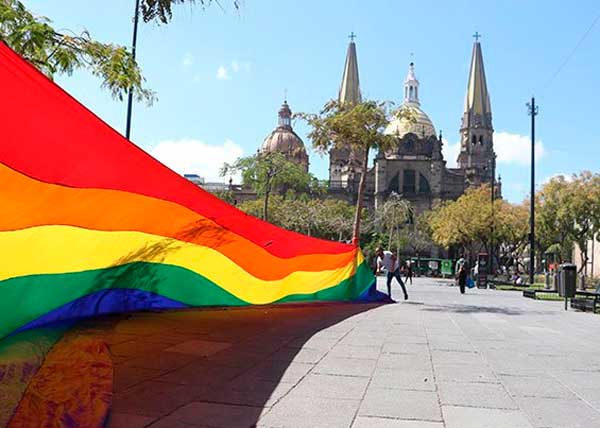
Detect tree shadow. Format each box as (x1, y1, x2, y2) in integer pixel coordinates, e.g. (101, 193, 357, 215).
(420, 303, 554, 316)
(99, 302, 381, 427)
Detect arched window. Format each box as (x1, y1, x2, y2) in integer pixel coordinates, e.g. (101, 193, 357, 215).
(403, 169, 416, 194)
(419, 173, 430, 194)
(479, 135, 483, 144)
(415, 87, 418, 99)
(409, 86, 414, 99)
(472, 135, 477, 145)
(388, 172, 399, 193)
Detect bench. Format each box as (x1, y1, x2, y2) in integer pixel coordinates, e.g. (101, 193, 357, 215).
(570, 284, 600, 313)
(522, 289, 559, 299)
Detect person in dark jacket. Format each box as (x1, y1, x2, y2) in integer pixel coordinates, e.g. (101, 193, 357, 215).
(457, 265, 467, 294)
(405, 262, 413, 285)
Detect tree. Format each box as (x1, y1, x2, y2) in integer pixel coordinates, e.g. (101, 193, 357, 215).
(535, 172, 600, 277)
(298, 100, 413, 245)
(376, 192, 413, 253)
(220, 152, 315, 222)
(235, 196, 357, 242)
(428, 185, 523, 260)
(0, 1, 154, 103)
(140, 0, 240, 24)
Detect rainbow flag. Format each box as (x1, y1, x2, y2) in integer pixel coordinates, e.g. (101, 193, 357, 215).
(0, 42, 374, 340)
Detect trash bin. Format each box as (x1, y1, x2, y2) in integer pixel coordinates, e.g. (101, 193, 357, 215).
(558, 264, 577, 298)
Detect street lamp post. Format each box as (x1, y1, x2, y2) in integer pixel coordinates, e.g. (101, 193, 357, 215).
(490, 155, 496, 274)
(125, 0, 140, 140)
(526, 97, 539, 285)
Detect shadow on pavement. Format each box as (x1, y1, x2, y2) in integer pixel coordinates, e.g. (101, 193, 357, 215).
(98, 302, 381, 427)
(421, 304, 525, 316)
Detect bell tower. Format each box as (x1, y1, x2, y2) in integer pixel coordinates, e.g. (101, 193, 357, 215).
(457, 33, 495, 184)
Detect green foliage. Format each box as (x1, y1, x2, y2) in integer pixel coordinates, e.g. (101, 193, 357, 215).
(536, 172, 600, 272)
(0, 0, 155, 103)
(427, 185, 528, 258)
(236, 196, 357, 241)
(297, 100, 414, 243)
(140, 0, 240, 24)
(220, 151, 316, 221)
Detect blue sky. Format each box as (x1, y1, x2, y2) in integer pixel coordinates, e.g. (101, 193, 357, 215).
(27, 0, 600, 202)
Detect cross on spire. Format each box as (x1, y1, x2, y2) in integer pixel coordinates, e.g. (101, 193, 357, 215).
(348, 32, 356, 42)
(473, 31, 481, 42)
(284, 88, 288, 102)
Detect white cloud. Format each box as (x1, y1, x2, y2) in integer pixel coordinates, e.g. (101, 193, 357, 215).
(216, 65, 230, 80)
(231, 60, 240, 73)
(442, 138, 461, 168)
(150, 138, 243, 182)
(495, 131, 544, 166)
(542, 172, 573, 184)
(182, 53, 193, 67)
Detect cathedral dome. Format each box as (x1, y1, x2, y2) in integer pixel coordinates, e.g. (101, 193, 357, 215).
(261, 101, 309, 171)
(385, 62, 436, 139)
(386, 104, 436, 139)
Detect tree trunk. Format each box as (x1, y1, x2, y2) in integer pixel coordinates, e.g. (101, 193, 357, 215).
(263, 190, 270, 222)
(352, 148, 370, 246)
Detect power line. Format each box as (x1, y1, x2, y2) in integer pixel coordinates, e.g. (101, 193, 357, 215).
(542, 12, 600, 91)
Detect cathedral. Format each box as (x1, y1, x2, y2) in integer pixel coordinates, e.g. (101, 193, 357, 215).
(258, 35, 499, 215)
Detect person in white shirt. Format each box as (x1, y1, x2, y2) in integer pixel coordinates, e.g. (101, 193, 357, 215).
(375, 247, 408, 301)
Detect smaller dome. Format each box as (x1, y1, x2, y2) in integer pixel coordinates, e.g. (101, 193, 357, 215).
(262, 128, 307, 157)
(261, 100, 309, 171)
(385, 105, 436, 139)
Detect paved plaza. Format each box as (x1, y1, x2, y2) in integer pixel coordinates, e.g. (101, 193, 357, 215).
(105, 277, 600, 428)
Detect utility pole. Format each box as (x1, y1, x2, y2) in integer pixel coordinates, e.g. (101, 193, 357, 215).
(490, 154, 496, 273)
(125, 0, 140, 140)
(526, 97, 539, 285)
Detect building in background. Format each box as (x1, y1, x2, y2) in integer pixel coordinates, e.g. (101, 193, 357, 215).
(185, 35, 501, 257)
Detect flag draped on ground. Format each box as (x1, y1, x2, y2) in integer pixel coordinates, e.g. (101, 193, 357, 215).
(0, 42, 374, 341)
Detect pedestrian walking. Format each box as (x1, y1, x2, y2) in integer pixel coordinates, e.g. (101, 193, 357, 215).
(375, 247, 408, 301)
(405, 262, 413, 285)
(457, 264, 467, 294)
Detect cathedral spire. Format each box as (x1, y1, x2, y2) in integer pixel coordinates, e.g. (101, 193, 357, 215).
(338, 34, 362, 105)
(458, 34, 495, 175)
(464, 34, 491, 120)
(404, 62, 420, 106)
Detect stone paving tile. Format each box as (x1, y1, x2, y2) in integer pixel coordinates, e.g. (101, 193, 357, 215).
(370, 368, 435, 391)
(165, 402, 267, 428)
(121, 351, 197, 371)
(267, 346, 328, 364)
(110, 340, 170, 358)
(498, 374, 576, 399)
(105, 412, 156, 428)
(377, 352, 433, 372)
(431, 349, 483, 366)
(435, 364, 498, 384)
(194, 379, 294, 408)
(291, 373, 370, 400)
(328, 344, 381, 360)
(517, 396, 600, 428)
(242, 360, 314, 384)
(359, 388, 442, 422)
(111, 380, 200, 417)
(164, 339, 232, 357)
(442, 406, 533, 428)
(382, 342, 429, 355)
(113, 365, 162, 392)
(155, 361, 244, 386)
(314, 355, 376, 377)
(352, 416, 444, 428)
(257, 395, 360, 428)
(438, 381, 517, 409)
